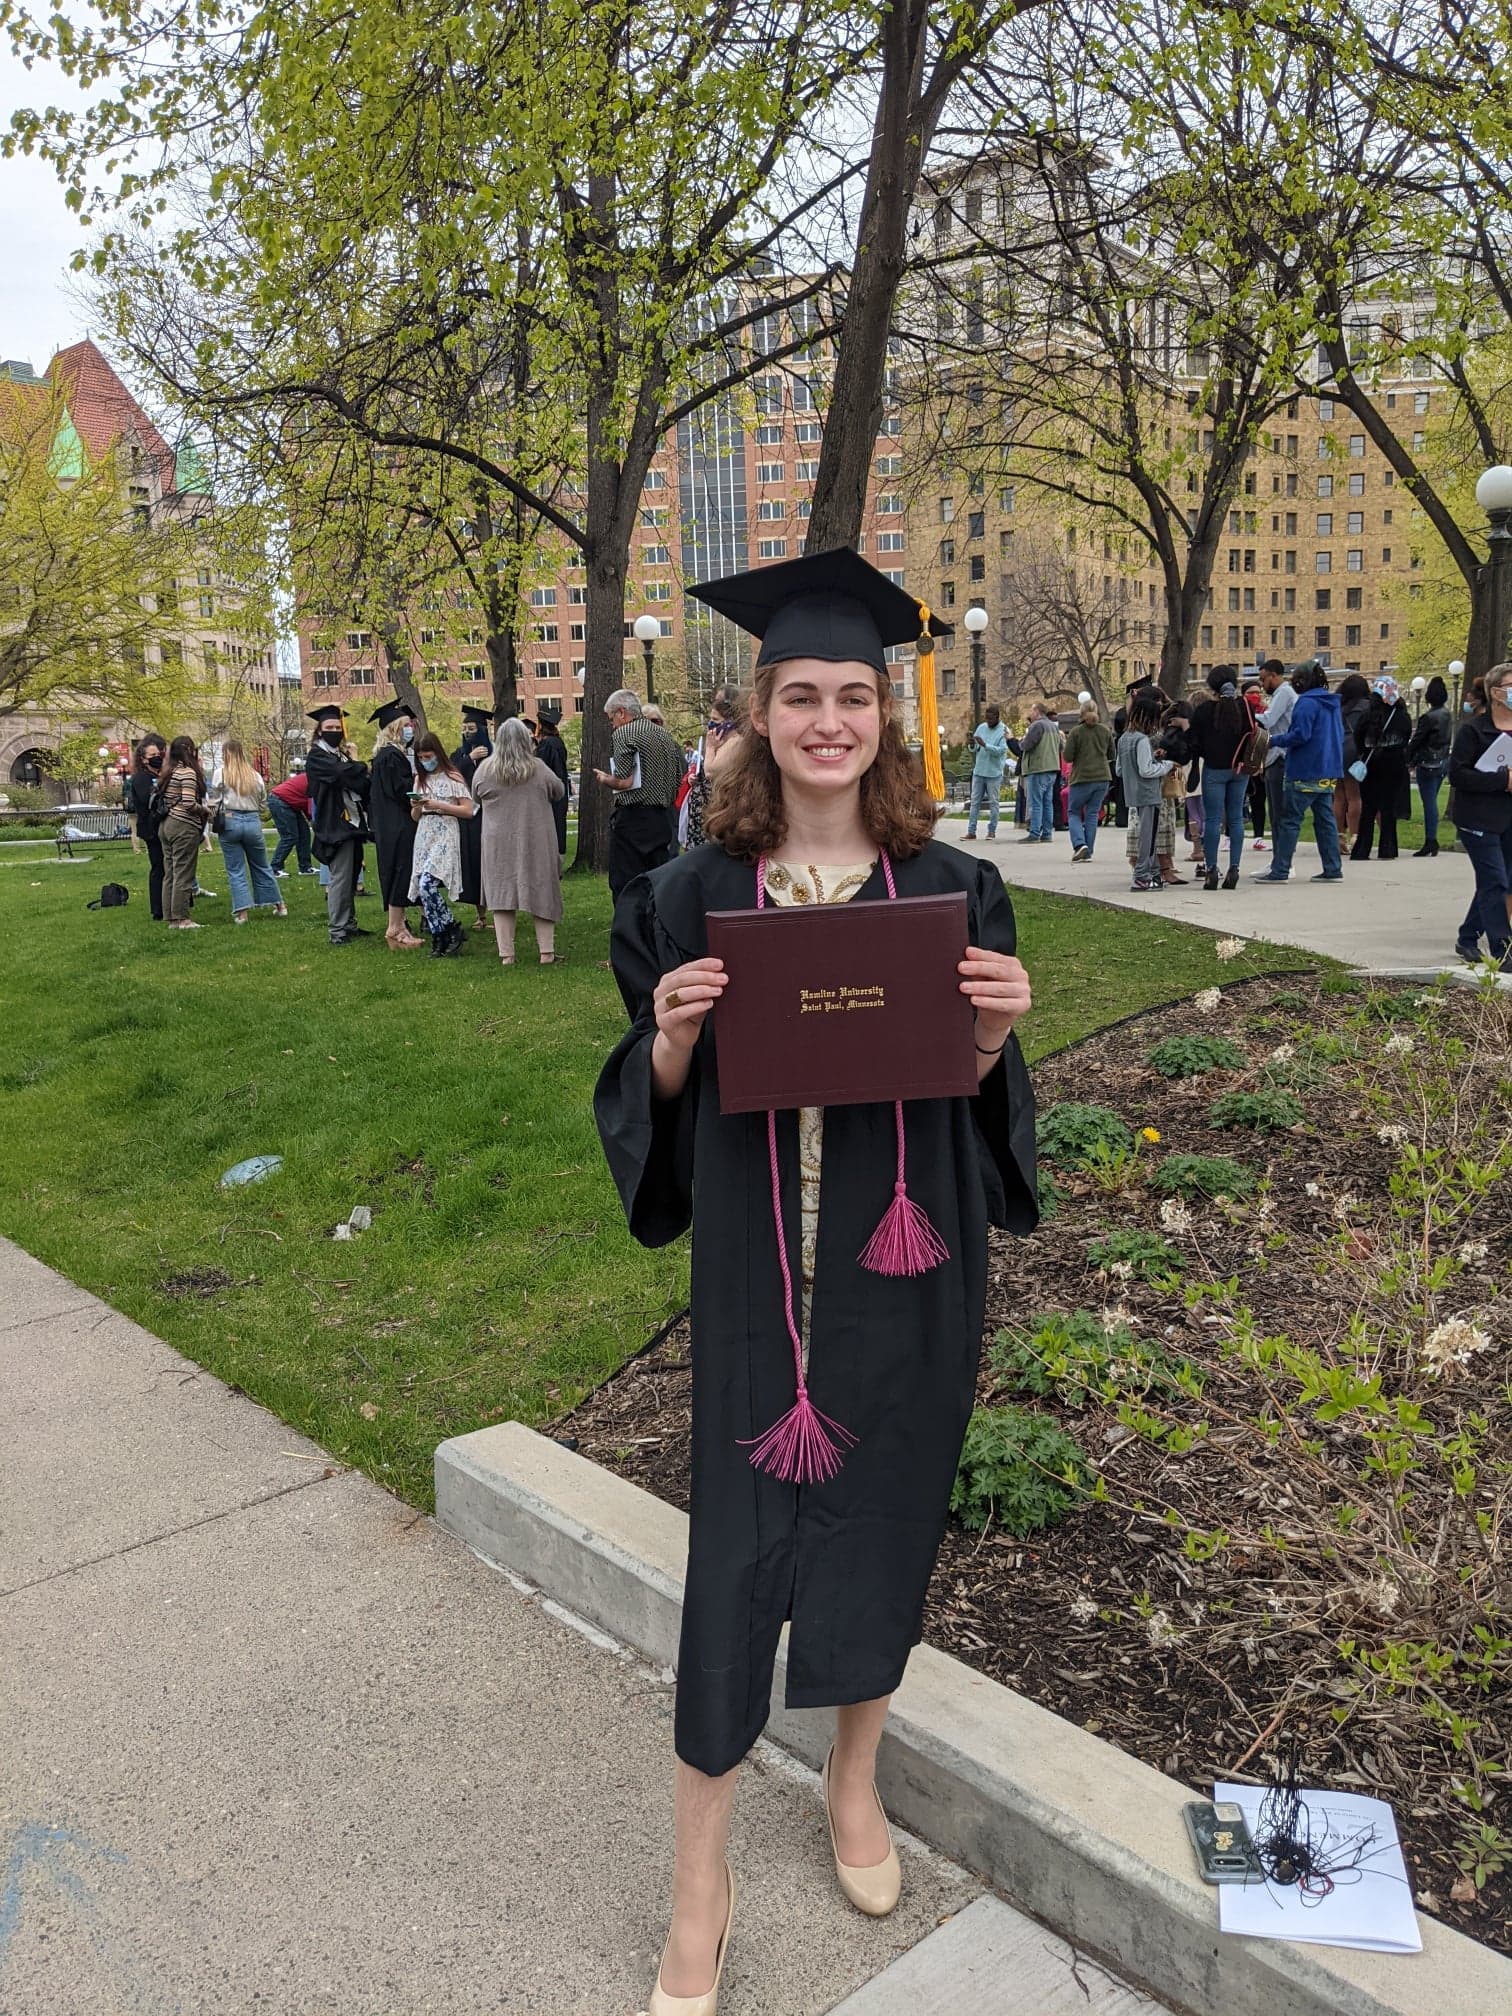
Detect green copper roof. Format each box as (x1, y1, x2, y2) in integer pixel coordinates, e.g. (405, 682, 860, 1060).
(174, 434, 209, 494)
(48, 404, 87, 480)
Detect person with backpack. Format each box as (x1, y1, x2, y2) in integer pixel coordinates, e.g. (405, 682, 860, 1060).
(156, 735, 210, 929)
(1018, 703, 1063, 842)
(1255, 664, 1344, 883)
(127, 732, 168, 920)
(1406, 675, 1454, 858)
(1188, 666, 1257, 889)
(1351, 676, 1413, 862)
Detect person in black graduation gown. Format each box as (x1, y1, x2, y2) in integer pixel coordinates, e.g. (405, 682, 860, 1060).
(367, 697, 423, 949)
(596, 548, 1038, 2014)
(534, 707, 572, 859)
(451, 703, 492, 930)
(305, 704, 371, 946)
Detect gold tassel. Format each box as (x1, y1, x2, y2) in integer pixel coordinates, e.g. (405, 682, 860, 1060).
(914, 602, 945, 802)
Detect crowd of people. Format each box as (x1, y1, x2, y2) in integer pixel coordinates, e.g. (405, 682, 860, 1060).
(960, 659, 1512, 963)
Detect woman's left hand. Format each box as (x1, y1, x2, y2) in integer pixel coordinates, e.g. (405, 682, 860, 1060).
(958, 947, 1031, 1046)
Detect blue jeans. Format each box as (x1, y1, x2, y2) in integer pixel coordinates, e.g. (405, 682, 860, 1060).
(1026, 771, 1056, 839)
(1455, 825, 1512, 963)
(269, 794, 311, 872)
(1201, 766, 1249, 873)
(1068, 780, 1109, 854)
(1417, 765, 1445, 845)
(218, 810, 281, 912)
(966, 772, 1001, 836)
(1272, 780, 1342, 878)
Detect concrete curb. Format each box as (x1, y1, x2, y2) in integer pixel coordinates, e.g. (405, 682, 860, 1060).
(436, 1423, 1511, 2016)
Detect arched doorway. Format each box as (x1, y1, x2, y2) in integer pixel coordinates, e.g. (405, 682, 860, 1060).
(9, 749, 50, 789)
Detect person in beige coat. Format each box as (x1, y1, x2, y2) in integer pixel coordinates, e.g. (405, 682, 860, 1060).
(471, 717, 567, 965)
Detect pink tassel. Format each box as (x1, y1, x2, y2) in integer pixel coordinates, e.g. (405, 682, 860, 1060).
(741, 1384, 858, 1483)
(859, 1178, 950, 1276)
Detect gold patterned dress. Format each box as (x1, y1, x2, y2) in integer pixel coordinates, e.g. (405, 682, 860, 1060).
(762, 859, 876, 1363)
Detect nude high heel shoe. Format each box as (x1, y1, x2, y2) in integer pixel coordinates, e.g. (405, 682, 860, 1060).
(648, 1862, 735, 2016)
(822, 1747, 901, 1917)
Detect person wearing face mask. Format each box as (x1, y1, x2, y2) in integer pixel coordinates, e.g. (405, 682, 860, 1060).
(1449, 666, 1512, 967)
(128, 732, 168, 920)
(1350, 676, 1413, 862)
(367, 697, 423, 949)
(451, 704, 493, 932)
(305, 704, 372, 945)
(409, 731, 476, 955)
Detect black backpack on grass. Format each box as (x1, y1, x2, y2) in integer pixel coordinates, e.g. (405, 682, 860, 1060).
(88, 884, 130, 910)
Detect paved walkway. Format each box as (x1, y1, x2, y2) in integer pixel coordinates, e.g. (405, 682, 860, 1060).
(0, 1238, 1167, 2016)
(944, 814, 1481, 977)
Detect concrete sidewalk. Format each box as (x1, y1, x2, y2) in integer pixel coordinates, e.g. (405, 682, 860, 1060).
(944, 814, 1480, 976)
(0, 1239, 1165, 2016)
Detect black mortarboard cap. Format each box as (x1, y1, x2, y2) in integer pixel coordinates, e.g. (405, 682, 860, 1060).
(308, 702, 345, 724)
(537, 703, 562, 724)
(369, 696, 416, 727)
(688, 546, 946, 675)
(461, 704, 494, 728)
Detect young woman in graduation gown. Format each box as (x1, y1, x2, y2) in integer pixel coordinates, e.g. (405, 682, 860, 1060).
(596, 550, 1038, 2016)
(451, 711, 492, 929)
(368, 705, 422, 949)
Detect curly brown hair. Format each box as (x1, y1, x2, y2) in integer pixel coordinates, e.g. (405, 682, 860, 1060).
(703, 660, 937, 862)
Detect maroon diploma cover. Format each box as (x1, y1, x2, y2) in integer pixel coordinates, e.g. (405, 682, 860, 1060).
(705, 891, 976, 1114)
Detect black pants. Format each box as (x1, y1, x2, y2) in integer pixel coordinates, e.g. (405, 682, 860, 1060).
(143, 827, 165, 920)
(1354, 755, 1407, 861)
(608, 804, 677, 903)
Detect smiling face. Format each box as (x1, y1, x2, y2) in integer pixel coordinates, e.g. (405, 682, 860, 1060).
(750, 657, 887, 794)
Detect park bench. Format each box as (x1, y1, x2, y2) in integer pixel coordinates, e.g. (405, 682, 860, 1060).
(54, 805, 133, 858)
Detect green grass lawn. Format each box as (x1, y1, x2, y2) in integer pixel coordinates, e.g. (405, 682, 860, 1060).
(0, 835, 1316, 1507)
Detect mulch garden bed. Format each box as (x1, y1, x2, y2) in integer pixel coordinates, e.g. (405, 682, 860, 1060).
(557, 970, 1512, 1956)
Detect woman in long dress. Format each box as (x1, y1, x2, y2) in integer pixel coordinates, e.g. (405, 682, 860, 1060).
(596, 549, 1037, 2014)
(367, 700, 422, 948)
(408, 732, 474, 957)
(470, 718, 566, 965)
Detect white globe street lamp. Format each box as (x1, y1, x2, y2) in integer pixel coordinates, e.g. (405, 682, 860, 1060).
(1076, 689, 1093, 706)
(1474, 466, 1512, 513)
(631, 612, 661, 704)
(1476, 469, 1512, 674)
(963, 604, 989, 720)
(1448, 657, 1466, 710)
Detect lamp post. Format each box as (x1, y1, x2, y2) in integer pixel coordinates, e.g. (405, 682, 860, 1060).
(1448, 658, 1466, 714)
(1474, 465, 1512, 679)
(1410, 674, 1427, 719)
(964, 604, 989, 724)
(632, 613, 661, 705)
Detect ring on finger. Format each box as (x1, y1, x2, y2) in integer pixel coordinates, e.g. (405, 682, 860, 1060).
(666, 989, 682, 1010)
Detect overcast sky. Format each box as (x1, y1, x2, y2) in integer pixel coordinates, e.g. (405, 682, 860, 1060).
(1, 46, 99, 371)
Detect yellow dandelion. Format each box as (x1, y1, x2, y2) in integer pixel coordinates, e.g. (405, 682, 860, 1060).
(1141, 1126, 1161, 1144)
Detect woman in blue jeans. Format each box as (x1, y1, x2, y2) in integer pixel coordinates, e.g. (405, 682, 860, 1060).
(215, 741, 288, 925)
(1407, 676, 1453, 857)
(1187, 666, 1253, 889)
(1449, 669, 1512, 966)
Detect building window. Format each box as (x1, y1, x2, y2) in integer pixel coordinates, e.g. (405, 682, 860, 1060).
(458, 663, 486, 681)
(1380, 622, 1391, 639)
(940, 496, 956, 523)
(1319, 397, 1334, 419)
(349, 664, 376, 686)
(883, 569, 905, 587)
(642, 544, 671, 565)
(1349, 434, 1366, 456)
(1345, 624, 1361, 645)
(757, 538, 788, 559)
(1228, 586, 1241, 611)
(1000, 486, 1015, 512)
(941, 580, 956, 607)
(795, 460, 819, 480)
(796, 421, 823, 443)
(1200, 625, 1213, 648)
(346, 629, 371, 650)
(529, 587, 556, 607)
(940, 538, 955, 564)
(755, 462, 785, 483)
(754, 424, 782, 446)
(1284, 587, 1296, 610)
(1316, 551, 1332, 572)
(877, 494, 903, 514)
(1227, 624, 1240, 648)
(313, 665, 339, 688)
(640, 506, 668, 528)
(1345, 588, 1362, 610)
(1284, 512, 1297, 534)
(1285, 550, 1296, 574)
(877, 415, 900, 438)
(658, 619, 673, 637)
(1283, 625, 1295, 647)
(969, 554, 985, 581)
(796, 500, 811, 519)
(878, 531, 905, 552)
(1414, 390, 1429, 414)
(1315, 626, 1331, 648)
(571, 659, 585, 680)
(536, 660, 561, 680)
(570, 622, 585, 642)
(534, 623, 558, 642)
(1382, 546, 1392, 563)
(1346, 511, 1364, 534)
(968, 510, 985, 539)
(574, 696, 585, 713)
(1348, 472, 1365, 496)
(998, 529, 1014, 556)
(568, 586, 586, 605)
(941, 668, 957, 696)
(757, 500, 785, 520)
(1316, 588, 1332, 609)
(876, 455, 903, 476)
(1316, 513, 1333, 535)
(643, 470, 667, 490)
(645, 581, 673, 601)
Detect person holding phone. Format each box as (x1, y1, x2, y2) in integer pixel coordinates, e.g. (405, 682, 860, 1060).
(408, 731, 475, 956)
(596, 549, 1036, 2016)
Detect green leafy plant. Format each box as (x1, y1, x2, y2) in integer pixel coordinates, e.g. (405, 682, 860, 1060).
(990, 1310, 1199, 1411)
(1087, 1227, 1185, 1281)
(1265, 988, 1312, 1011)
(1036, 1102, 1133, 1170)
(950, 1404, 1091, 1535)
(1147, 1034, 1247, 1079)
(1035, 1168, 1062, 1222)
(1151, 1152, 1258, 1201)
(1208, 1088, 1304, 1132)
(1456, 1822, 1509, 1891)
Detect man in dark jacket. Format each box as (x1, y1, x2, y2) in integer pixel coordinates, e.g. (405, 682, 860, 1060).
(305, 704, 371, 945)
(1258, 665, 1344, 882)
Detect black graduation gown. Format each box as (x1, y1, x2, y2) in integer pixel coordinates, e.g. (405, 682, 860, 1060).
(537, 732, 571, 853)
(305, 741, 370, 864)
(595, 840, 1039, 1777)
(452, 741, 490, 906)
(369, 742, 417, 906)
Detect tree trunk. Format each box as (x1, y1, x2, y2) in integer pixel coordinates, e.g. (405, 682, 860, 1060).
(485, 625, 522, 720)
(380, 619, 428, 729)
(804, 1, 932, 553)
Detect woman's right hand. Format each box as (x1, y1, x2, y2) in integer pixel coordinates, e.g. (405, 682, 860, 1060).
(653, 957, 727, 1053)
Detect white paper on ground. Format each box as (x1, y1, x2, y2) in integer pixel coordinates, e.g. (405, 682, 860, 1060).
(1473, 730, 1512, 773)
(1213, 1780, 1422, 1953)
